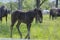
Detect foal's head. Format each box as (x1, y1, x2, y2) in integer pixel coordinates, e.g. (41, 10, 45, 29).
(34, 8, 43, 23)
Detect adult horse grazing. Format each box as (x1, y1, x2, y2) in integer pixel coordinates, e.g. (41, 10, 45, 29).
(49, 8, 60, 20)
(10, 8, 43, 39)
(0, 6, 11, 23)
(0, 6, 5, 22)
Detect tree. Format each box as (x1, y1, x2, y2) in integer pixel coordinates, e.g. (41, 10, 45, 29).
(18, 0, 24, 10)
(35, 0, 47, 23)
(56, 0, 58, 8)
(10, 1, 12, 12)
(36, 0, 40, 8)
(23, 0, 35, 11)
(36, 0, 47, 8)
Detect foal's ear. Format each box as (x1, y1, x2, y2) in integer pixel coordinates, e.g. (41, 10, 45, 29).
(34, 8, 37, 11)
(34, 8, 40, 11)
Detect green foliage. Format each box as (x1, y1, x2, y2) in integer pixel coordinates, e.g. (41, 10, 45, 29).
(41, 0, 50, 10)
(22, 0, 35, 11)
(0, 0, 50, 11)
(0, 2, 4, 6)
(5, 2, 18, 11)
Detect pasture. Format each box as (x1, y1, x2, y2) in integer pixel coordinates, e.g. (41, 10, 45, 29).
(0, 14, 60, 40)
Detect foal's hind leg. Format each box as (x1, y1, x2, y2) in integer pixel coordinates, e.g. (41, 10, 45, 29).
(25, 23, 31, 39)
(10, 19, 16, 38)
(0, 17, 2, 23)
(16, 20, 22, 38)
(52, 16, 55, 20)
(10, 23, 14, 38)
(49, 14, 51, 19)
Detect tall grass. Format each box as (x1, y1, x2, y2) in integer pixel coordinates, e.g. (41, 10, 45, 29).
(0, 14, 60, 40)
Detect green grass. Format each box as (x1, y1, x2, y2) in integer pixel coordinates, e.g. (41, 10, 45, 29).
(0, 14, 60, 40)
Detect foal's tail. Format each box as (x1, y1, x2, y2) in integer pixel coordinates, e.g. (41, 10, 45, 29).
(11, 11, 18, 26)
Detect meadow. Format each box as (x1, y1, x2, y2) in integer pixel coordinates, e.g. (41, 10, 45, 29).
(0, 14, 60, 40)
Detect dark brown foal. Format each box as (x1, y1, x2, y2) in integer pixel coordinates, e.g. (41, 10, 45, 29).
(10, 8, 43, 39)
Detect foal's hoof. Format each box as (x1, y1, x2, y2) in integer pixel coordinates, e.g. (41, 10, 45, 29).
(25, 37, 30, 40)
(25, 37, 30, 39)
(28, 37, 30, 39)
(40, 21, 42, 23)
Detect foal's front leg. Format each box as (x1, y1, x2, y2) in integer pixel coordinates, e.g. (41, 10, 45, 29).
(10, 23, 14, 38)
(25, 23, 31, 39)
(16, 21, 22, 38)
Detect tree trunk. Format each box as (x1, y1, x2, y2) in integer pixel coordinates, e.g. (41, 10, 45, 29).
(36, 0, 40, 8)
(10, 2, 12, 12)
(36, 0, 40, 23)
(56, 0, 58, 8)
(10, 0, 12, 12)
(18, 0, 22, 10)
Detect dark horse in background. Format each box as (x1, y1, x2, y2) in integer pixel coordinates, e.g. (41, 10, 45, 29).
(50, 8, 60, 20)
(0, 6, 11, 23)
(10, 8, 43, 39)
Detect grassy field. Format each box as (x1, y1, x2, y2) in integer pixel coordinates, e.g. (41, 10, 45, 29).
(0, 14, 60, 40)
